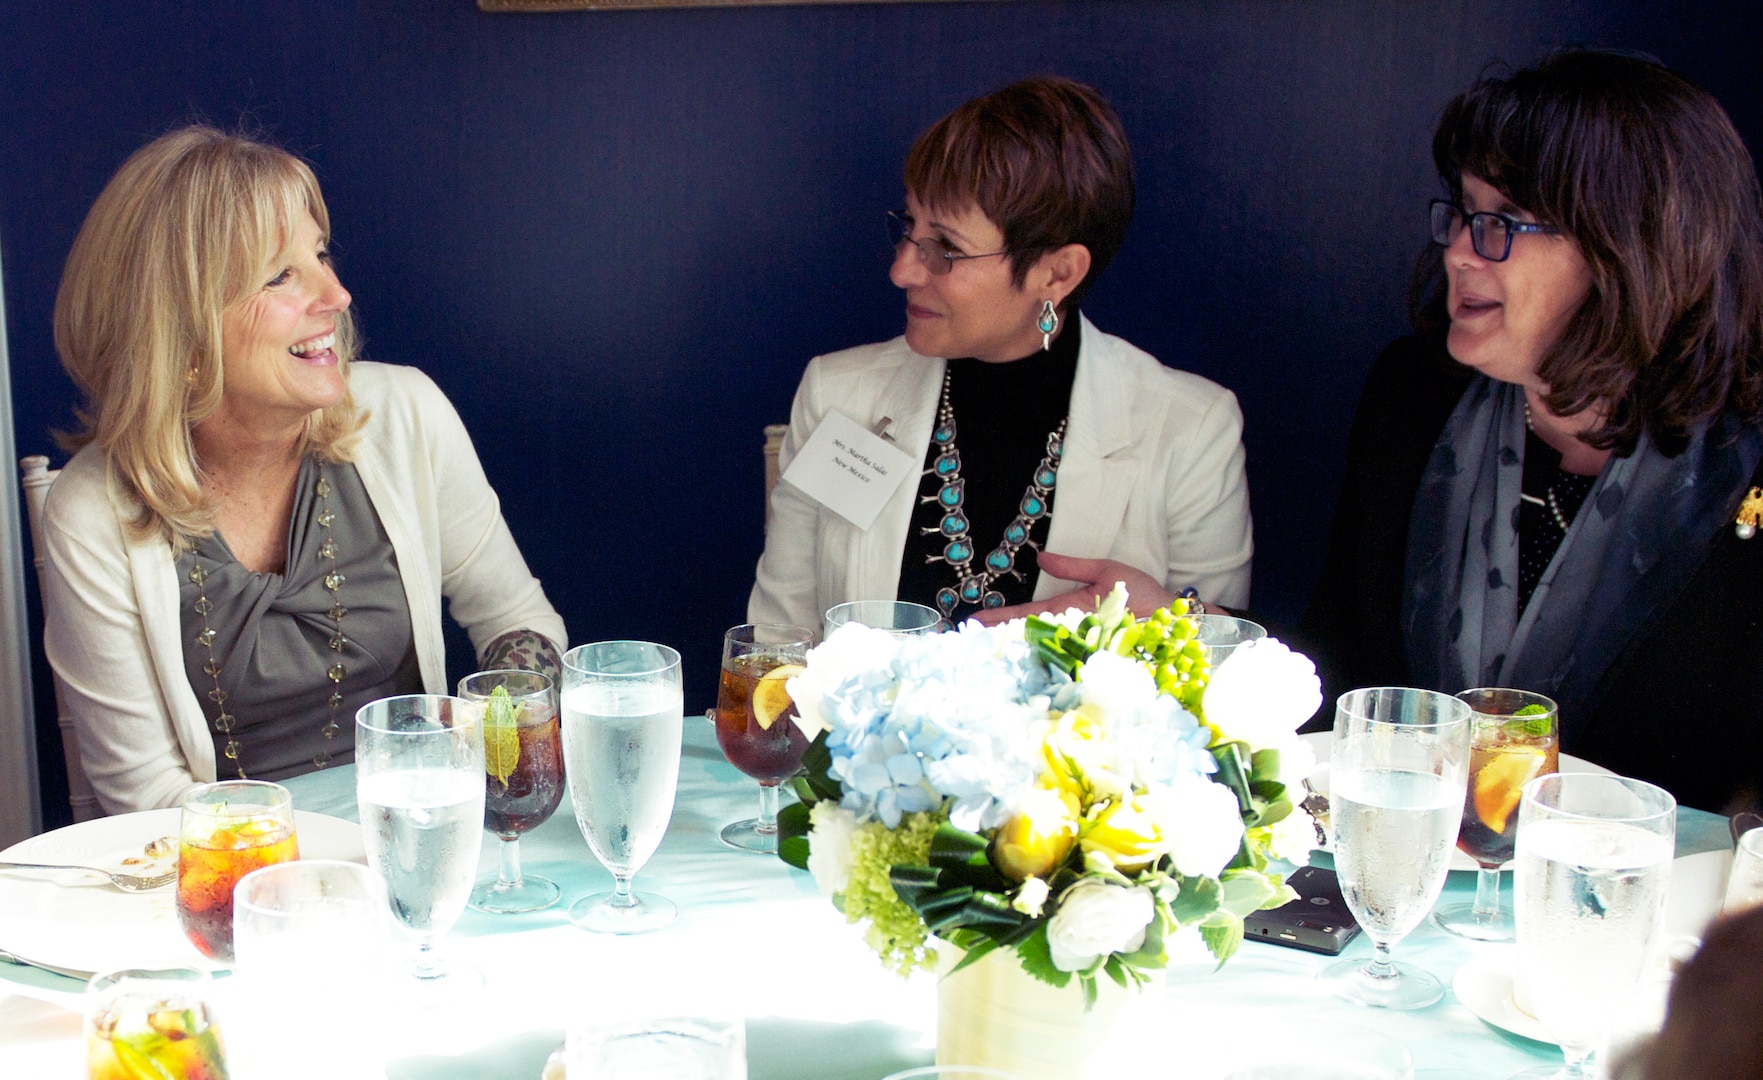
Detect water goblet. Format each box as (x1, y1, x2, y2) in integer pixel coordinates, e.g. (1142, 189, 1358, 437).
(1320, 686, 1472, 1009)
(85, 968, 227, 1080)
(715, 623, 814, 853)
(1192, 613, 1266, 668)
(177, 778, 299, 962)
(231, 860, 390, 1078)
(823, 600, 943, 637)
(1723, 827, 1763, 915)
(1431, 688, 1559, 942)
(355, 694, 486, 995)
(458, 669, 566, 913)
(1509, 772, 1675, 1080)
(561, 641, 684, 933)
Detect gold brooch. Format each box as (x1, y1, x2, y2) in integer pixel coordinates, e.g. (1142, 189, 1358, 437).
(1737, 487, 1763, 540)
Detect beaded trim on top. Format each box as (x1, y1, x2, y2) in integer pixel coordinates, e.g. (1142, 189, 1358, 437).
(919, 373, 1067, 618)
(188, 463, 349, 777)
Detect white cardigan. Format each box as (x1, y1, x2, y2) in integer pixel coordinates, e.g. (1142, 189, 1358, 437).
(749, 316, 1252, 630)
(41, 362, 568, 814)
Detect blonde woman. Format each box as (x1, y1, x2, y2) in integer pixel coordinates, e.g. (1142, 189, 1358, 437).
(43, 127, 565, 813)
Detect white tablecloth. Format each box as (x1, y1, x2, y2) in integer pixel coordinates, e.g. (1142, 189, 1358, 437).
(0, 717, 1732, 1078)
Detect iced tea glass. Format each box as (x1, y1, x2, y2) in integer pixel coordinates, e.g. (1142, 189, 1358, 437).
(1431, 688, 1559, 942)
(85, 967, 227, 1080)
(714, 623, 814, 853)
(458, 669, 565, 913)
(177, 779, 299, 962)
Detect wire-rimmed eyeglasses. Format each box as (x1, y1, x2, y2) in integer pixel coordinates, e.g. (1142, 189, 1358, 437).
(1430, 199, 1562, 262)
(887, 211, 1016, 276)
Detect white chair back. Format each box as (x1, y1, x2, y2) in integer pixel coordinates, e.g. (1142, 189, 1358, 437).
(763, 422, 787, 530)
(19, 455, 102, 821)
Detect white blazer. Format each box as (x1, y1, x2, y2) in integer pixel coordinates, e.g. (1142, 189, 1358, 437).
(42, 363, 568, 813)
(748, 316, 1252, 631)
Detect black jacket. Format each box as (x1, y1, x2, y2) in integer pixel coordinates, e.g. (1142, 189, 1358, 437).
(1296, 335, 1763, 814)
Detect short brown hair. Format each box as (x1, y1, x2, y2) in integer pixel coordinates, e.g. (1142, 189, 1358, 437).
(55, 126, 364, 548)
(904, 76, 1134, 312)
(1416, 49, 1763, 454)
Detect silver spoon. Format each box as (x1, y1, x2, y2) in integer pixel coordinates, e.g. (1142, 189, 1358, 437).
(0, 861, 176, 891)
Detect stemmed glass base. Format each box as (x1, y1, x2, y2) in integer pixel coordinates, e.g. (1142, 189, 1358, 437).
(1432, 862, 1515, 941)
(1321, 955, 1446, 1009)
(405, 950, 485, 1006)
(1430, 898, 1515, 941)
(569, 890, 677, 934)
(720, 817, 778, 853)
(469, 872, 561, 914)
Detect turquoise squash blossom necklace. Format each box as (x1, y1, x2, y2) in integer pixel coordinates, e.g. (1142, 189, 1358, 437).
(920, 372, 1068, 617)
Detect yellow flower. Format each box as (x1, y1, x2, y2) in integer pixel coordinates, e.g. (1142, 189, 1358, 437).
(993, 787, 1080, 882)
(1080, 789, 1179, 874)
(1041, 706, 1130, 803)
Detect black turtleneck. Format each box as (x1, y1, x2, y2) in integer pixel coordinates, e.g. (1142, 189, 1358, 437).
(897, 316, 1082, 620)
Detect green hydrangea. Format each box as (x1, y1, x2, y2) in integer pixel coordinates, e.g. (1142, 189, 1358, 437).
(839, 811, 943, 976)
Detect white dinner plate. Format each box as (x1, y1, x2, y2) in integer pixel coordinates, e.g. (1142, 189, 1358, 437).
(1298, 730, 1617, 871)
(1453, 951, 1556, 1045)
(0, 808, 364, 976)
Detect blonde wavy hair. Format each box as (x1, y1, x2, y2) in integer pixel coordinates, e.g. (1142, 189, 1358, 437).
(54, 126, 364, 549)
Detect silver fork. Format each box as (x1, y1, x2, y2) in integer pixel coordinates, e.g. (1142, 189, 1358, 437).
(0, 860, 176, 891)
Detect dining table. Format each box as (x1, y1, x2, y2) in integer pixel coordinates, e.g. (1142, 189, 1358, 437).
(0, 715, 1733, 1079)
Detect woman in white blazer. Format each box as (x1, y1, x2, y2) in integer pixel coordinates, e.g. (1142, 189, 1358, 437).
(750, 78, 1251, 632)
(43, 128, 565, 812)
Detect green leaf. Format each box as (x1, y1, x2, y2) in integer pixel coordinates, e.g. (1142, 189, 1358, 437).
(1199, 913, 1244, 965)
(776, 801, 812, 870)
(945, 936, 1002, 976)
(484, 685, 521, 785)
(1218, 868, 1285, 917)
(1165, 874, 1222, 926)
(1013, 924, 1071, 988)
(1080, 974, 1099, 1011)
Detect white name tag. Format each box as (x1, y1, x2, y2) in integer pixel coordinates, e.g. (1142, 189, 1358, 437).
(781, 411, 916, 531)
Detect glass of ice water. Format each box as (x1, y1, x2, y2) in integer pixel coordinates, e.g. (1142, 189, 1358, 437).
(561, 641, 685, 934)
(823, 600, 943, 638)
(1320, 686, 1472, 1009)
(355, 694, 486, 995)
(1509, 772, 1675, 1080)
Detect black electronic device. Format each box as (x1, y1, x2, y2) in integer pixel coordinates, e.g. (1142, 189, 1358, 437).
(1243, 865, 1362, 956)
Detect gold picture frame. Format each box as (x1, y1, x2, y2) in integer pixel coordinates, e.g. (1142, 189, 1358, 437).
(480, 0, 976, 9)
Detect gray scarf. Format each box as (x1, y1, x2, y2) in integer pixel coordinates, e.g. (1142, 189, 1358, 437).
(1403, 376, 1761, 740)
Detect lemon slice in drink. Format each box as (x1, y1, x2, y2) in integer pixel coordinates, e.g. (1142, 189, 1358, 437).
(752, 664, 805, 731)
(1474, 747, 1548, 834)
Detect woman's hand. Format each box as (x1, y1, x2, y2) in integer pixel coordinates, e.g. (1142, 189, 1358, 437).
(968, 552, 1176, 626)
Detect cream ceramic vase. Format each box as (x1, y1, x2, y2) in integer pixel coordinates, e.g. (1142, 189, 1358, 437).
(935, 945, 1143, 1080)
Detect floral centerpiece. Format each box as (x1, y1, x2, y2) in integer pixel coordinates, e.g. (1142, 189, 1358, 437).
(777, 586, 1323, 1010)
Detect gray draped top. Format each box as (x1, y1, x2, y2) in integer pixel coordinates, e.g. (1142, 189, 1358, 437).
(176, 458, 422, 781)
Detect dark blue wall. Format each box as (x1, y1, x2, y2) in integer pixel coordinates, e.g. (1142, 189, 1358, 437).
(5, 1, 1759, 824)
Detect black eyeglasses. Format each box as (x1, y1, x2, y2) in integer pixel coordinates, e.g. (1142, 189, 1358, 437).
(886, 211, 1015, 276)
(1430, 199, 1562, 262)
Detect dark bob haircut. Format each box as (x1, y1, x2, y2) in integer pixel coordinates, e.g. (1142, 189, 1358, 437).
(1415, 49, 1763, 454)
(904, 76, 1135, 314)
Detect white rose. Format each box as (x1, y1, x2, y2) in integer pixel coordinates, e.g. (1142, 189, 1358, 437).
(806, 802, 859, 897)
(1046, 881, 1155, 972)
(1203, 639, 1322, 749)
(1076, 650, 1159, 718)
(1161, 775, 1246, 879)
(1268, 808, 1320, 864)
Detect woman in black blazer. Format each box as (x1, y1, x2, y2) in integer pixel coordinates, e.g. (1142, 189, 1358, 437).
(1301, 50, 1763, 814)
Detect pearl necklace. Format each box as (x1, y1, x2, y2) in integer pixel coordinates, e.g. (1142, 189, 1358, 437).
(188, 464, 349, 777)
(1521, 400, 1585, 534)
